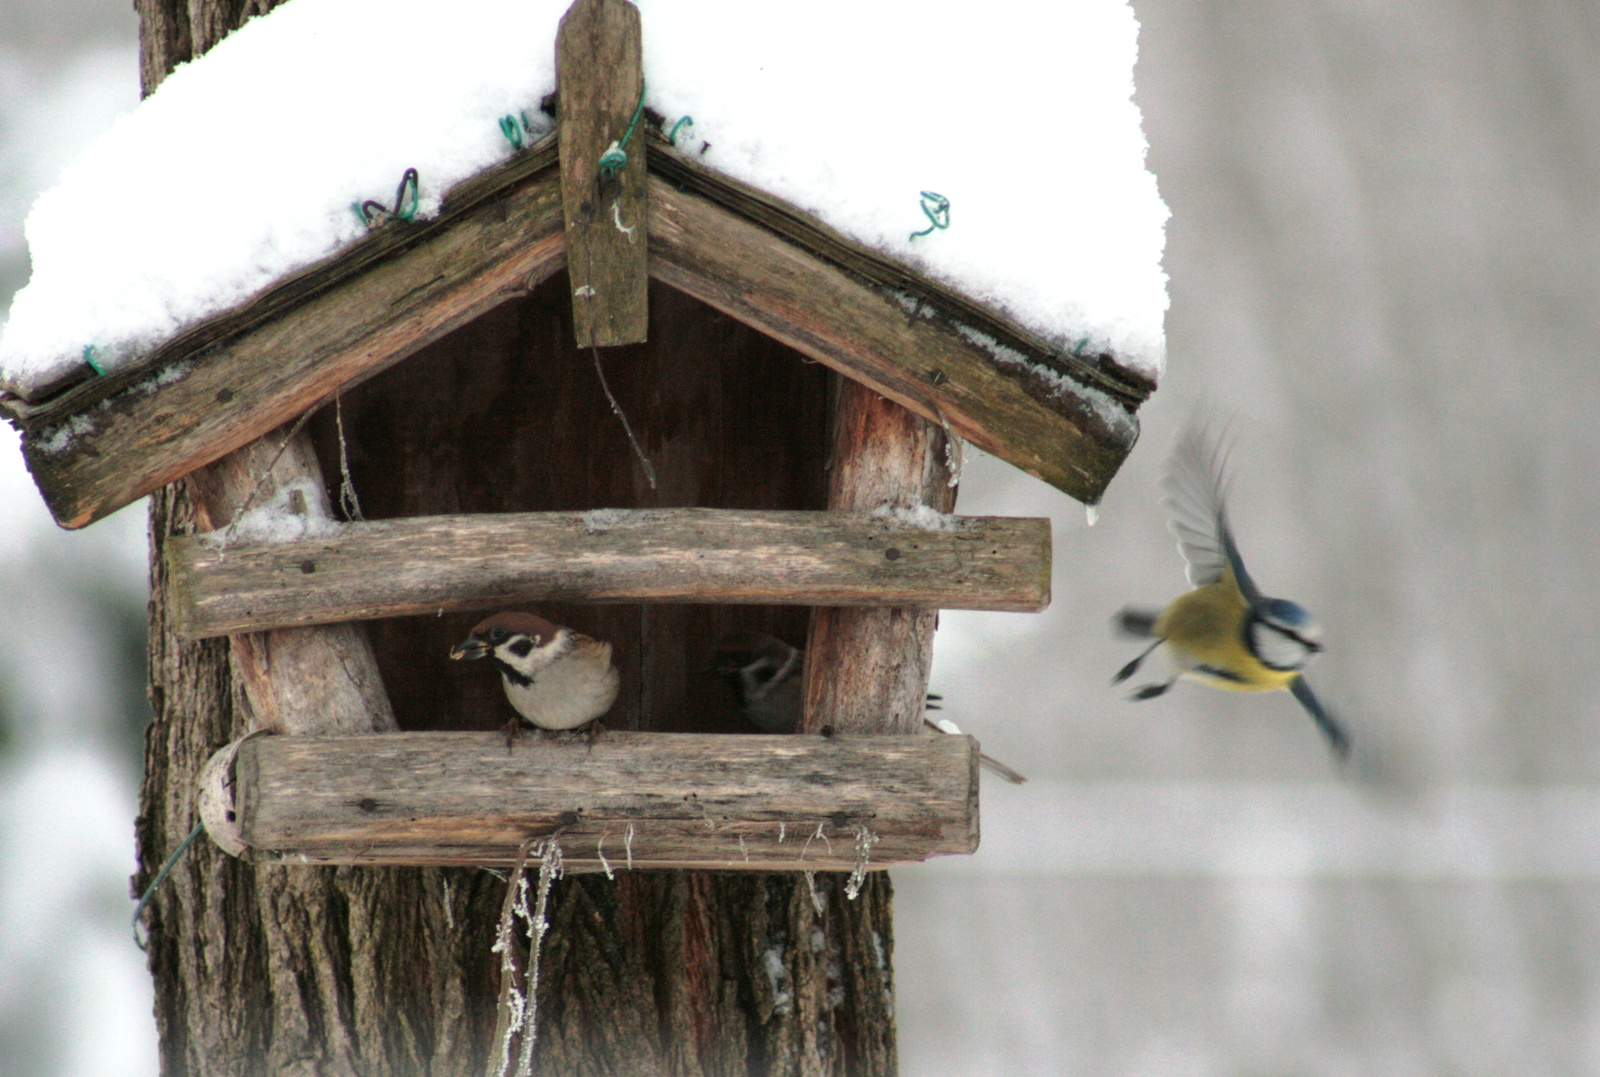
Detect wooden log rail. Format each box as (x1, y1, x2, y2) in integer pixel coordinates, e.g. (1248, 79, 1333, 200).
(203, 731, 979, 872)
(167, 507, 1051, 639)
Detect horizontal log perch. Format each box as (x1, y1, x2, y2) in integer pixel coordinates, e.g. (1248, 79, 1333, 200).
(168, 508, 1051, 639)
(205, 731, 979, 871)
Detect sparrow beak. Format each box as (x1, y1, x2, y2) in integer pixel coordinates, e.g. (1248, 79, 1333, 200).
(450, 637, 490, 661)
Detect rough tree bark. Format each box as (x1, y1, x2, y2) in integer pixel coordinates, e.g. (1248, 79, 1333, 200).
(133, 8, 913, 1073)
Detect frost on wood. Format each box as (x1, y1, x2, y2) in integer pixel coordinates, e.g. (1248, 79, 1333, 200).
(0, 0, 1167, 399)
(197, 478, 343, 547)
(870, 504, 970, 533)
(30, 360, 193, 453)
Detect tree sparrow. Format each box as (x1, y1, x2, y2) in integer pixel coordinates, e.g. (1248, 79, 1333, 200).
(710, 632, 1027, 784)
(450, 611, 620, 733)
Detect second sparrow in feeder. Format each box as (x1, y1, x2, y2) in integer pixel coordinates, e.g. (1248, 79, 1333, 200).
(710, 631, 1027, 784)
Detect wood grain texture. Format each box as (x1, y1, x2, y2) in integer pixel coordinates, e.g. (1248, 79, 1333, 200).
(21, 149, 566, 528)
(229, 731, 979, 870)
(183, 427, 396, 735)
(803, 382, 960, 735)
(168, 507, 1051, 638)
(557, 0, 649, 346)
(647, 171, 1140, 505)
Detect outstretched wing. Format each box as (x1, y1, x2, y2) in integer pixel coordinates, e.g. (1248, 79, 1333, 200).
(1290, 675, 1351, 760)
(1161, 420, 1262, 603)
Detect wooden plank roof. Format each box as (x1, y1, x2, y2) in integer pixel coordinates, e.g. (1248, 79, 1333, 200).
(5, 130, 1153, 529)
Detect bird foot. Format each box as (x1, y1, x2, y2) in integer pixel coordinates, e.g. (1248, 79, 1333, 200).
(1113, 639, 1165, 685)
(1112, 655, 1144, 685)
(1130, 679, 1175, 701)
(500, 717, 528, 751)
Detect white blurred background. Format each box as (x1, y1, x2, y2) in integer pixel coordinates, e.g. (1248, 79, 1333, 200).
(3, 2, 1599, 1075)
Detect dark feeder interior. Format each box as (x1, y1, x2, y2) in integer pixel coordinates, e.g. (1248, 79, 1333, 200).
(307, 271, 834, 735)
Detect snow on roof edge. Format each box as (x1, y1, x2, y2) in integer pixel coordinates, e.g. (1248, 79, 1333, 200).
(0, 0, 1167, 401)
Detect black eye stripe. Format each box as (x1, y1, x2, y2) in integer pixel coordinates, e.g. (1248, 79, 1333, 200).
(1259, 620, 1317, 649)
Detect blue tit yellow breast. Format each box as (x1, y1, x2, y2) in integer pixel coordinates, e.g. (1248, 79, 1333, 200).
(1154, 580, 1299, 693)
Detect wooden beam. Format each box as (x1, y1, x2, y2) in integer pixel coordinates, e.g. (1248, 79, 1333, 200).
(557, 0, 648, 346)
(647, 173, 1139, 505)
(20, 145, 567, 529)
(182, 427, 396, 738)
(185, 426, 397, 858)
(215, 731, 979, 871)
(803, 382, 955, 734)
(166, 507, 1051, 639)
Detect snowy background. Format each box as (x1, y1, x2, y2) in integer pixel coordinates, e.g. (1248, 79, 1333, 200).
(4, 2, 1600, 1076)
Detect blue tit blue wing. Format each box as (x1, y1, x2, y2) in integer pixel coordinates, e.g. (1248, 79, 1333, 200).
(1218, 516, 1262, 605)
(1290, 675, 1351, 760)
(1162, 420, 1262, 603)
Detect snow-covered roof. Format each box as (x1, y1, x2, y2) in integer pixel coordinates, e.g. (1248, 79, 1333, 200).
(0, 0, 1168, 402)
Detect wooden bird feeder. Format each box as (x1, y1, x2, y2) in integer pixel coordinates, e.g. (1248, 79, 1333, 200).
(4, 0, 1152, 875)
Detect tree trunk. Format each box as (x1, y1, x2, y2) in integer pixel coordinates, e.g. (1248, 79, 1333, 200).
(134, 11, 907, 1071)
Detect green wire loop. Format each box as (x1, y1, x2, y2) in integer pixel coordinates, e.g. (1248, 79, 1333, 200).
(598, 79, 647, 179)
(499, 110, 539, 151)
(83, 344, 104, 376)
(393, 168, 419, 222)
(499, 114, 525, 151)
(357, 168, 420, 227)
(909, 191, 951, 240)
(669, 116, 694, 145)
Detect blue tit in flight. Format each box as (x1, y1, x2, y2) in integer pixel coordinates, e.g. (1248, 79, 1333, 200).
(1114, 422, 1351, 759)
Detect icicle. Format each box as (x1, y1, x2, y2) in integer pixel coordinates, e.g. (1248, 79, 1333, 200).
(844, 826, 880, 901)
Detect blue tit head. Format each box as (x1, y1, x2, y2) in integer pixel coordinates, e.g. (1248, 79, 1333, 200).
(1245, 597, 1324, 672)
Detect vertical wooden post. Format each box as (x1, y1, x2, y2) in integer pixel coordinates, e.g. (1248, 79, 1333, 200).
(184, 425, 395, 734)
(557, 0, 649, 347)
(802, 379, 958, 734)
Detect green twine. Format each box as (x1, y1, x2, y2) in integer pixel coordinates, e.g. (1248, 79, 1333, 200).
(668, 116, 694, 146)
(82, 345, 105, 376)
(357, 167, 420, 227)
(132, 821, 205, 951)
(598, 79, 647, 179)
(909, 191, 950, 240)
